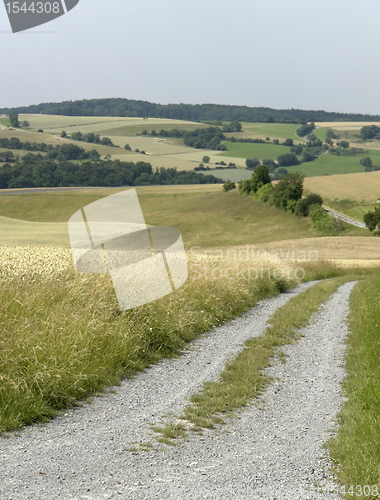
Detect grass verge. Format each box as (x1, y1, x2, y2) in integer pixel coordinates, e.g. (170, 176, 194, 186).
(328, 271, 380, 499)
(0, 253, 292, 433)
(152, 275, 363, 443)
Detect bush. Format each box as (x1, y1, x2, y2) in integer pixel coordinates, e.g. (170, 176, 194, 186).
(223, 181, 236, 192)
(239, 178, 252, 195)
(310, 207, 344, 233)
(255, 183, 273, 202)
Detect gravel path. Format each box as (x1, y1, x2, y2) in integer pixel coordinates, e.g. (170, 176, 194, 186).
(0, 280, 355, 499)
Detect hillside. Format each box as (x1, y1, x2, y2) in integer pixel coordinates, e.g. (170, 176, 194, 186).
(2, 98, 380, 123)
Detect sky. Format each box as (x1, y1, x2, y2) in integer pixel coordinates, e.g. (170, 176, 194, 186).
(1, 0, 380, 114)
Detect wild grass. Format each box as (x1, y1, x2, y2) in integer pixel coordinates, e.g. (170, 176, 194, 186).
(328, 271, 380, 499)
(0, 249, 290, 433)
(152, 276, 361, 443)
(0, 189, 315, 248)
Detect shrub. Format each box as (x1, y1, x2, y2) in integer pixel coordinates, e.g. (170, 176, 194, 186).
(255, 183, 273, 202)
(223, 181, 236, 192)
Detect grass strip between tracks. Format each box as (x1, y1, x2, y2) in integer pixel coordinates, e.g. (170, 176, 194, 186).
(152, 276, 358, 444)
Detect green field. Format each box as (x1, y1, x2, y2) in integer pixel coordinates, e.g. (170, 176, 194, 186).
(0, 187, 318, 249)
(199, 168, 252, 182)
(285, 149, 380, 177)
(220, 142, 291, 160)
(240, 122, 303, 141)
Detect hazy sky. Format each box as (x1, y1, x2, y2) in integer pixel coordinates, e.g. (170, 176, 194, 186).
(1, 0, 380, 114)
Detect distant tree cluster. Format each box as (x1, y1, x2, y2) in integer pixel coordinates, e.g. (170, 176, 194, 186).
(296, 122, 316, 138)
(3, 98, 380, 124)
(222, 121, 242, 133)
(0, 137, 56, 152)
(360, 125, 380, 141)
(239, 168, 323, 216)
(0, 159, 223, 189)
(360, 156, 380, 172)
(63, 131, 117, 147)
(141, 126, 227, 151)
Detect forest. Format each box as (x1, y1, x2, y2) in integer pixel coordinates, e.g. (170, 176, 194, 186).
(2, 98, 380, 123)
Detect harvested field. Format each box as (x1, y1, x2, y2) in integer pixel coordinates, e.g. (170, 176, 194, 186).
(304, 171, 380, 202)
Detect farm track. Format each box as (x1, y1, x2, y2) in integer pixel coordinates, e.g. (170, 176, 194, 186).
(324, 206, 366, 228)
(0, 281, 356, 499)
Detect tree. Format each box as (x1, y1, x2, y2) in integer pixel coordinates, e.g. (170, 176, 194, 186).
(124, 144, 131, 151)
(262, 159, 277, 171)
(339, 140, 349, 148)
(277, 153, 300, 167)
(360, 156, 373, 171)
(364, 206, 380, 233)
(61, 131, 67, 138)
(271, 172, 304, 210)
(296, 122, 315, 138)
(239, 178, 252, 195)
(284, 138, 293, 146)
(251, 165, 271, 193)
(326, 129, 339, 139)
(0, 151, 15, 162)
(360, 125, 380, 141)
(245, 158, 260, 170)
(9, 113, 19, 128)
(202, 155, 210, 164)
(22, 120, 29, 128)
(223, 181, 236, 192)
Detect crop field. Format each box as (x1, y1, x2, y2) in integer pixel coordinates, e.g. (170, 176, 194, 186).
(13, 115, 207, 136)
(0, 128, 128, 158)
(304, 171, 380, 202)
(199, 168, 252, 182)
(4, 115, 380, 178)
(285, 154, 366, 177)
(239, 122, 303, 141)
(220, 142, 291, 160)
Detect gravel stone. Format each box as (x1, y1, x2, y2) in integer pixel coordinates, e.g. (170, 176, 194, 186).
(0, 280, 355, 499)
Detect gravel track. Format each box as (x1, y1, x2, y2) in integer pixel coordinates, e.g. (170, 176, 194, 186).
(0, 280, 356, 499)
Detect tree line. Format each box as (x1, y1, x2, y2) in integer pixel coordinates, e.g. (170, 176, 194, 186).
(2, 98, 380, 123)
(0, 158, 223, 189)
(238, 165, 343, 233)
(142, 126, 227, 150)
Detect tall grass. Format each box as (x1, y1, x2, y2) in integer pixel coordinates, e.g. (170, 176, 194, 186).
(329, 271, 380, 498)
(0, 250, 290, 433)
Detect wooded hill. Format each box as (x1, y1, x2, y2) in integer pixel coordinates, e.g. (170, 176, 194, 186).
(1, 98, 379, 123)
